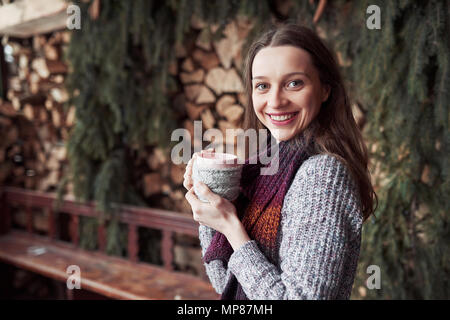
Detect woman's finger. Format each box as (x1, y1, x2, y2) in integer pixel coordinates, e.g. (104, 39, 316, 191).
(183, 178, 193, 190)
(185, 187, 204, 211)
(184, 149, 213, 191)
(184, 154, 198, 190)
(194, 181, 222, 207)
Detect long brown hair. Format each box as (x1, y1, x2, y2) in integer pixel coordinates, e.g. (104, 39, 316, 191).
(241, 23, 378, 222)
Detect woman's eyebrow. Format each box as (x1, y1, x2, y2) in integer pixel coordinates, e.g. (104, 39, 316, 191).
(252, 72, 311, 80)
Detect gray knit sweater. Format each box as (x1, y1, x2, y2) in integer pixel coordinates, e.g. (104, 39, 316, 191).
(198, 154, 363, 300)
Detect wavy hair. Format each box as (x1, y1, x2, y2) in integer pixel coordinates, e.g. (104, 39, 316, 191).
(241, 23, 378, 222)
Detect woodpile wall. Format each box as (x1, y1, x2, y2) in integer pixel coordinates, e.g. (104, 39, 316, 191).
(0, 31, 72, 193)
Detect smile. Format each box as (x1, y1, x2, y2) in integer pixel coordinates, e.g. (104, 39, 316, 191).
(267, 112, 299, 125)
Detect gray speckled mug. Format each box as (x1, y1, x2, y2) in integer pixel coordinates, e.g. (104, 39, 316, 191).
(192, 152, 242, 202)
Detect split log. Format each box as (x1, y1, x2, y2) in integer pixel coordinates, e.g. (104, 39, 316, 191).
(61, 31, 71, 44)
(44, 44, 59, 60)
(196, 86, 216, 104)
(215, 95, 235, 117)
(51, 108, 61, 127)
(50, 87, 68, 103)
(143, 173, 163, 197)
(39, 107, 48, 123)
(185, 102, 207, 121)
(213, 21, 243, 69)
(237, 92, 248, 107)
(8, 77, 21, 91)
(192, 49, 220, 70)
(65, 106, 76, 126)
(205, 67, 244, 95)
(147, 148, 167, 171)
(180, 69, 205, 84)
(196, 29, 212, 51)
(31, 58, 49, 78)
(170, 164, 186, 185)
(32, 58, 67, 78)
(181, 58, 195, 72)
(200, 109, 215, 130)
(11, 97, 20, 111)
(23, 104, 34, 121)
(37, 170, 59, 191)
(222, 105, 244, 125)
(184, 84, 215, 104)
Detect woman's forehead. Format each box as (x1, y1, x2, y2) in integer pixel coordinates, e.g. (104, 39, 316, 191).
(252, 45, 313, 78)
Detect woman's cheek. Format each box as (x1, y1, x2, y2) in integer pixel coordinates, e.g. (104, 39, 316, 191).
(252, 99, 266, 121)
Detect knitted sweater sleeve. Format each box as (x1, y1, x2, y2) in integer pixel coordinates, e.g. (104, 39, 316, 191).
(227, 154, 363, 300)
(198, 225, 232, 294)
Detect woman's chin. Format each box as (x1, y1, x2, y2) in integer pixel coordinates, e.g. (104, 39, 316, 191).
(271, 133, 294, 143)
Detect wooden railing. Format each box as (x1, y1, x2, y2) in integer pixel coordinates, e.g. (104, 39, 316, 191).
(0, 186, 198, 272)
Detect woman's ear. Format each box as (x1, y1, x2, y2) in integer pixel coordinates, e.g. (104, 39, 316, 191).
(321, 85, 331, 102)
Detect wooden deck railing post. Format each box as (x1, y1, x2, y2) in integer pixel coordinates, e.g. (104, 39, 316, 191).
(97, 222, 106, 252)
(48, 208, 56, 239)
(161, 230, 174, 271)
(128, 223, 138, 262)
(0, 191, 11, 235)
(70, 215, 79, 247)
(26, 206, 33, 234)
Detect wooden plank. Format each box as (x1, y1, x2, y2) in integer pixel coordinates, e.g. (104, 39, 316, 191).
(0, 0, 68, 38)
(0, 231, 219, 300)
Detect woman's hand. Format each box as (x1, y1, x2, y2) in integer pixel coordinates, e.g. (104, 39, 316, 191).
(185, 181, 238, 234)
(185, 181, 250, 251)
(183, 148, 251, 250)
(183, 148, 214, 191)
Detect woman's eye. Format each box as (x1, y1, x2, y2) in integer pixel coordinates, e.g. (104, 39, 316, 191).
(255, 83, 268, 90)
(287, 80, 303, 88)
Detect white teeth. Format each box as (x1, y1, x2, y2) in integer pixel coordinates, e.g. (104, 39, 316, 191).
(269, 113, 295, 121)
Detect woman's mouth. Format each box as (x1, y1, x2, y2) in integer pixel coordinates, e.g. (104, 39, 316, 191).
(267, 112, 299, 125)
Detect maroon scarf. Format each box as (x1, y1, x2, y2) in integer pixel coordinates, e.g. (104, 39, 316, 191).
(203, 132, 315, 300)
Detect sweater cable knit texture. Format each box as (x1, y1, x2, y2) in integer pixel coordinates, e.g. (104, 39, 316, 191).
(198, 153, 363, 300)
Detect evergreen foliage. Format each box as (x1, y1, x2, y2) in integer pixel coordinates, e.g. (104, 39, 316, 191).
(63, 0, 449, 298)
(332, 0, 449, 299)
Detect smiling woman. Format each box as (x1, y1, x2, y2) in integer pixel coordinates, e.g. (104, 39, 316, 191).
(184, 23, 378, 300)
(251, 45, 330, 142)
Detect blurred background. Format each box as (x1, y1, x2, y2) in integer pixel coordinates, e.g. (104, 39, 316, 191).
(0, 0, 448, 300)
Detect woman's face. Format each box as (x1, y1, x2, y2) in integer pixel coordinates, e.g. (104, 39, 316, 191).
(251, 45, 330, 142)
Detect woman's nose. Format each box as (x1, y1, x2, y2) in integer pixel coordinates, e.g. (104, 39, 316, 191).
(267, 86, 287, 108)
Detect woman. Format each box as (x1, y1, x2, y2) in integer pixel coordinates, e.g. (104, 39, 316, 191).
(184, 24, 377, 300)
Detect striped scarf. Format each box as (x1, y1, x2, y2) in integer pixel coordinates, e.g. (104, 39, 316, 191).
(203, 131, 315, 300)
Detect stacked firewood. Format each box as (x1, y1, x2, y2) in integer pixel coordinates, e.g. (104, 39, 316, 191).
(172, 15, 253, 154)
(0, 31, 73, 193)
(139, 16, 254, 215)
